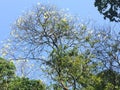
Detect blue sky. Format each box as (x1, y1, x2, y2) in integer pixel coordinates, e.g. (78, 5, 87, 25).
(0, 0, 114, 44)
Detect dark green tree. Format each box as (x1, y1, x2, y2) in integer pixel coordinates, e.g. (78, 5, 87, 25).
(94, 0, 120, 22)
(96, 69, 120, 90)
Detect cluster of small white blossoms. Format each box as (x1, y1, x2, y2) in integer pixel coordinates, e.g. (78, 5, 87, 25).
(0, 39, 12, 57)
(10, 29, 18, 37)
(88, 29, 94, 34)
(1, 49, 8, 57)
(44, 11, 49, 19)
(17, 17, 24, 27)
(97, 33, 101, 37)
(28, 11, 35, 16)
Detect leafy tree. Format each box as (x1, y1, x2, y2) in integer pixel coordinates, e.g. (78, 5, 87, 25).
(8, 77, 46, 90)
(47, 46, 101, 90)
(0, 57, 15, 90)
(0, 58, 46, 90)
(94, 0, 120, 22)
(96, 69, 120, 90)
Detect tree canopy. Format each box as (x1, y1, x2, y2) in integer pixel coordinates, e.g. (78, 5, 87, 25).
(1, 3, 120, 90)
(96, 69, 120, 90)
(0, 57, 46, 90)
(8, 77, 46, 90)
(0, 57, 15, 89)
(94, 0, 120, 22)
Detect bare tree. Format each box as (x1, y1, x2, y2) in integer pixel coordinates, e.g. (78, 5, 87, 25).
(92, 26, 120, 72)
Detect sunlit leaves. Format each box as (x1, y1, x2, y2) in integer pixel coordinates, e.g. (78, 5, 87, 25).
(8, 77, 46, 90)
(0, 58, 15, 89)
(47, 46, 100, 89)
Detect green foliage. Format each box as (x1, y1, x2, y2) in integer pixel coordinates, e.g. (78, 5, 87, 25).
(47, 46, 101, 89)
(94, 0, 120, 22)
(0, 57, 15, 90)
(0, 57, 46, 90)
(8, 77, 46, 90)
(96, 69, 120, 90)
